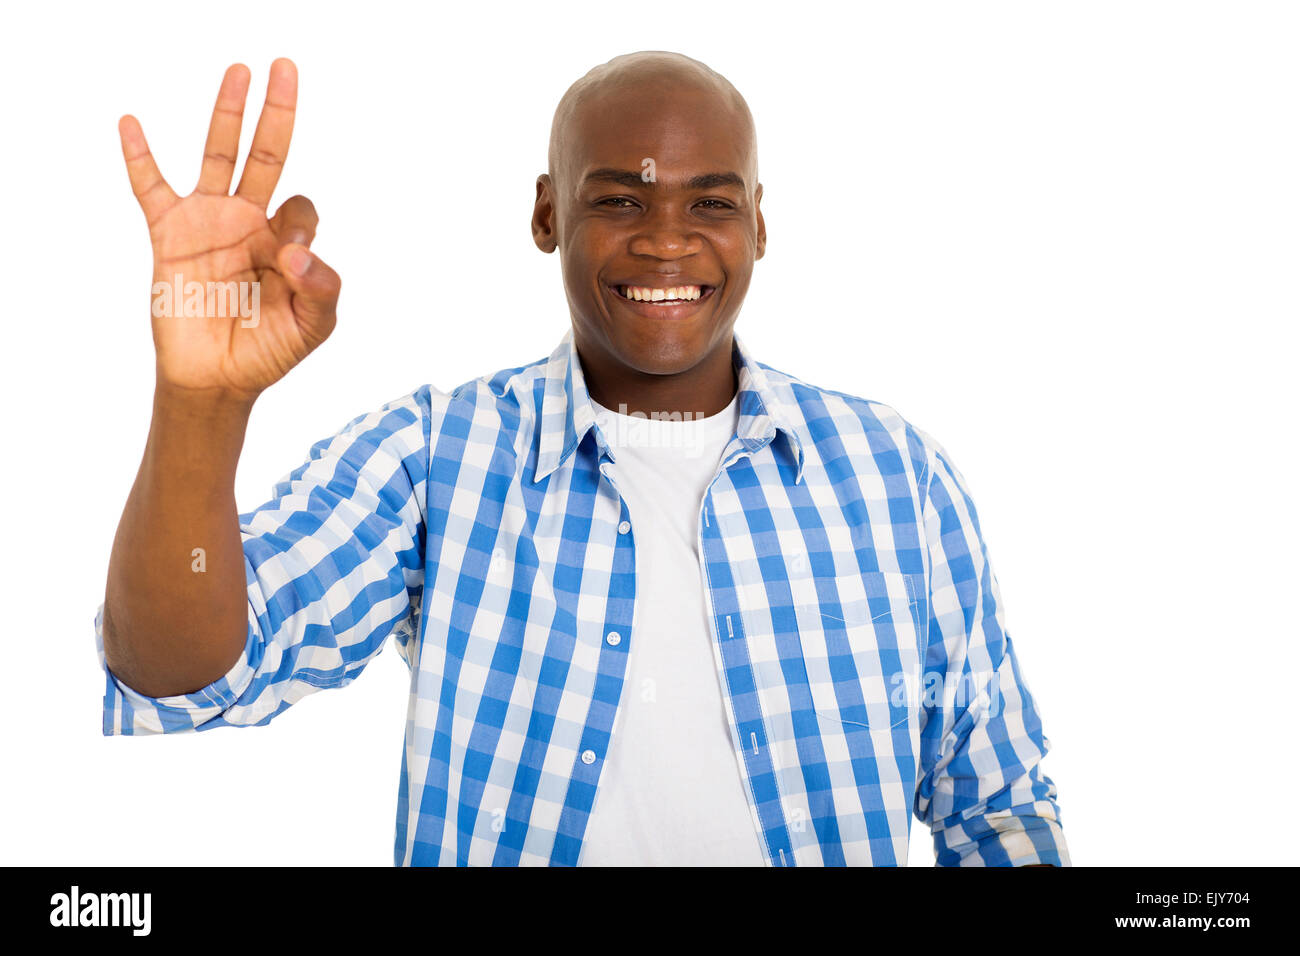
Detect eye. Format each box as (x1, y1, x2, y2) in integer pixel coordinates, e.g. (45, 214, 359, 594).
(696, 199, 734, 210)
(597, 197, 638, 208)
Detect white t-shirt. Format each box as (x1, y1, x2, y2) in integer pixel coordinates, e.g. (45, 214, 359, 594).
(577, 390, 768, 866)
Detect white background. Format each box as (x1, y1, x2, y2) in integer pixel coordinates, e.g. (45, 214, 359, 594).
(1, 0, 1295, 865)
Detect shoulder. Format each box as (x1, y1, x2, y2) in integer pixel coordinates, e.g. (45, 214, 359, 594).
(367, 353, 551, 439)
(753, 359, 943, 481)
(439, 353, 550, 434)
(759, 360, 988, 531)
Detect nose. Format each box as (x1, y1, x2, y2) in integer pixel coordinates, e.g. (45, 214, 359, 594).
(627, 205, 703, 259)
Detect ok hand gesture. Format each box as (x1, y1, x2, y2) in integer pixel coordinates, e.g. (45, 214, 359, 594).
(119, 58, 339, 403)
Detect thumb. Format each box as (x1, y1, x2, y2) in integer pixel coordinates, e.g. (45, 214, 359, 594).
(277, 243, 340, 344)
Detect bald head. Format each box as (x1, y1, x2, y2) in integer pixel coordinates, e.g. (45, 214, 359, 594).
(532, 51, 766, 392)
(547, 51, 757, 195)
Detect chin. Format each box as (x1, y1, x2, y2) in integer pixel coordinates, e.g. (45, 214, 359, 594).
(614, 332, 714, 377)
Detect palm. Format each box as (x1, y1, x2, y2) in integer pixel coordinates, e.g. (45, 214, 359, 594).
(148, 194, 303, 393)
(120, 60, 338, 400)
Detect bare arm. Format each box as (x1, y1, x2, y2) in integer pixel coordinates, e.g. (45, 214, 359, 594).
(102, 59, 340, 698)
(103, 387, 252, 697)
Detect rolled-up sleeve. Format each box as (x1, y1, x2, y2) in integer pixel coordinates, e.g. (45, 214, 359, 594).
(910, 427, 1070, 867)
(96, 387, 434, 736)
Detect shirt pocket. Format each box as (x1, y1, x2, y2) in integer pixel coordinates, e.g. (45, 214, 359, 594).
(794, 567, 928, 735)
(834, 568, 925, 641)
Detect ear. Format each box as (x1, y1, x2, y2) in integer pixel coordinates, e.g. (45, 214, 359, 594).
(532, 174, 558, 253)
(754, 182, 766, 261)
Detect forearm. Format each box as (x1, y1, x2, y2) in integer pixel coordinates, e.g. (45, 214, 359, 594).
(102, 383, 256, 698)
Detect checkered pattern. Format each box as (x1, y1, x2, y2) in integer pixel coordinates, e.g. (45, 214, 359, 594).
(94, 328, 1069, 867)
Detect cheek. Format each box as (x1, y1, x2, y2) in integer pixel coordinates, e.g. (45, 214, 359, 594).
(710, 227, 757, 276)
(561, 225, 624, 282)
(559, 236, 611, 308)
(567, 216, 626, 251)
(706, 216, 756, 251)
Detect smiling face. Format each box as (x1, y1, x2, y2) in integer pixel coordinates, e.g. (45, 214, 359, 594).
(533, 56, 765, 415)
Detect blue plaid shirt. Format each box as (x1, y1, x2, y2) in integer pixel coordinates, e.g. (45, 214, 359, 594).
(95, 329, 1069, 867)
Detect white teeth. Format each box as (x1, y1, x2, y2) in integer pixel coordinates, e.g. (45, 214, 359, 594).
(621, 285, 703, 302)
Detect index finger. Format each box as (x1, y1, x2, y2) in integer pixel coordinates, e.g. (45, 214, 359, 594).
(234, 58, 297, 209)
(118, 115, 178, 226)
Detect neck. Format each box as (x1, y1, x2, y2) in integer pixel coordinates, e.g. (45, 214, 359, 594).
(576, 334, 738, 419)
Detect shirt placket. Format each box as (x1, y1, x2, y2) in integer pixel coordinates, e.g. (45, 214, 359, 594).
(548, 450, 637, 865)
(696, 439, 797, 868)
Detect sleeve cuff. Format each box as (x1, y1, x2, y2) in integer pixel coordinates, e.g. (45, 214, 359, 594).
(95, 601, 262, 736)
(933, 807, 1071, 867)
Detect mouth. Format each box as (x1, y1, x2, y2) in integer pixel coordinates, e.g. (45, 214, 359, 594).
(605, 282, 718, 318)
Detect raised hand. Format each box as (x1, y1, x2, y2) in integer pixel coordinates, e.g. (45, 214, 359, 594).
(119, 58, 339, 403)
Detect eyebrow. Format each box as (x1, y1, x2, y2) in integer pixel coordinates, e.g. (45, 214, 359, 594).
(581, 168, 747, 190)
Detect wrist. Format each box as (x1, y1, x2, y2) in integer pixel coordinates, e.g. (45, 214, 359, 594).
(152, 377, 260, 421)
(145, 382, 253, 486)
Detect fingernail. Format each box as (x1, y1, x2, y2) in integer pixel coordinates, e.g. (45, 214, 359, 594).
(288, 247, 311, 276)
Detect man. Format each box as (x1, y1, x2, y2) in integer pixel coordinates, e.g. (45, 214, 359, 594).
(100, 51, 1069, 867)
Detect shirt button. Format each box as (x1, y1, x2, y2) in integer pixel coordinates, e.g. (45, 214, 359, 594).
(581, 749, 596, 765)
(618, 520, 631, 534)
(606, 631, 621, 646)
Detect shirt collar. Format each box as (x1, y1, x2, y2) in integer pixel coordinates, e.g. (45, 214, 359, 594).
(534, 328, 807, 484)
